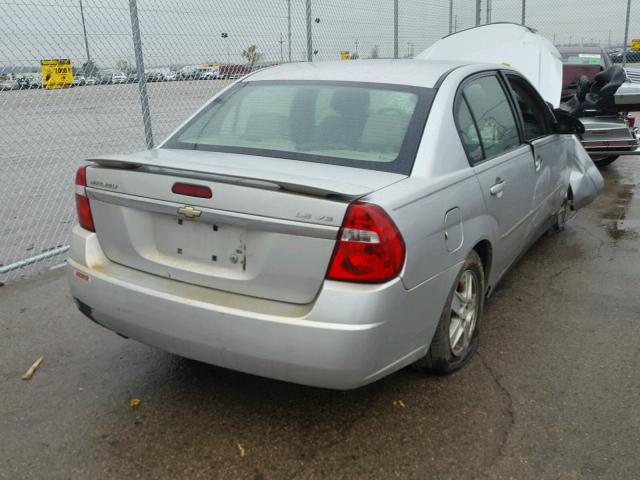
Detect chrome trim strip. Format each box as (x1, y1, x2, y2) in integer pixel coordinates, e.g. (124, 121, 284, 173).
(501, 207, 536, 240)
(585, 149, 640, 156)
(87, 188, 339, 240)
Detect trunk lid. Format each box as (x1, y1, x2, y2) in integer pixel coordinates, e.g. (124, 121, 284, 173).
(85, 149, 405, 304)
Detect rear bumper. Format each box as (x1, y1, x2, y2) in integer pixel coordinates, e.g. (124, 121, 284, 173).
(582, 127, 639, 157)
(67, 227, 457, 389)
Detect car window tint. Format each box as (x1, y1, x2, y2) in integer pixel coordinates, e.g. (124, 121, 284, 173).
(506, 75, 548, 141)
(463, 76, 520, 159)
(455, 98, 483, 163)
(167, 82, 428, 173)
(214, 85, 296, 147)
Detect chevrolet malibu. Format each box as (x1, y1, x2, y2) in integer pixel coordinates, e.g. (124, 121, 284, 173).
(68, 59, 602, 389)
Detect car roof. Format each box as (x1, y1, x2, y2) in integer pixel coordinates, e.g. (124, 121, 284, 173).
(244, 59, 467, 89)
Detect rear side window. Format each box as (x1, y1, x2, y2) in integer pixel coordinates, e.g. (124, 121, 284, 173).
(505, 74, 549, 141)
(460, 75, 521, 161)
(455, 99, 483, 163)
(163, 81, 435, 174)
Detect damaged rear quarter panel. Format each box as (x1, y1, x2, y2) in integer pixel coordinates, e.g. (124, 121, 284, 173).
(567, 135, 604, 210)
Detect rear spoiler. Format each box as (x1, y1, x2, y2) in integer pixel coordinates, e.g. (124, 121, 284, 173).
(88, 153, 402, 199)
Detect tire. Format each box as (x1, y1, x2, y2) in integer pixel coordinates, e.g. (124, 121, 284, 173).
(550, 189, 570, 233)
(592, 155, 618, 168)
(414, 251, 485, 375)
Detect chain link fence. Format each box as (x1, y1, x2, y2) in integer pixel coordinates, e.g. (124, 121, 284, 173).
(1, 0, 638, 283)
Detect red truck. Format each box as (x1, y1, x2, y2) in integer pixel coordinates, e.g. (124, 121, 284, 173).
(558, 46, 612, 100)
(219, 64, 252, 80)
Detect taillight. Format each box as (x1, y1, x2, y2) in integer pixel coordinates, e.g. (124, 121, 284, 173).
(326, 201, 405, 283)
(75, 166, 95, 232)
(628, 115, 636, 128)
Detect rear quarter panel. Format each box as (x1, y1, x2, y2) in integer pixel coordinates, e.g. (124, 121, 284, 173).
(365, 66, 500, 291)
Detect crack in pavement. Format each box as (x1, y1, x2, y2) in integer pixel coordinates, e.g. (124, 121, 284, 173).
(575, 224, 606, 259)
(477, 352, 515, 473)
(545, 224, 606, 293)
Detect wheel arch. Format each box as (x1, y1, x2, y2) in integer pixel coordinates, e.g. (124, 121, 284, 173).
(471, 239, 493, 294)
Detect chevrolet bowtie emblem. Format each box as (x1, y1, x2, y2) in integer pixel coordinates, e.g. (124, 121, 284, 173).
(177, 205, 202, 219)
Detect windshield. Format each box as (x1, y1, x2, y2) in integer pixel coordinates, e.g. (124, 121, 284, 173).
(162, 81, 435, 174)
(561, 52, 604, 66)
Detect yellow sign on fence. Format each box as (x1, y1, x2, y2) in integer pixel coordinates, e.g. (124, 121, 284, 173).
(41, 59, 74, 90)
(632, 39, 640, 51)
(340, 51, 351, 60)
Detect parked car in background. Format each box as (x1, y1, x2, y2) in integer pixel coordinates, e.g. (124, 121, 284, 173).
(145, 71, 164, 82)
(609, 48, 640, 64)
(72, 75, 86, 87)
(558, 46, 612, 99)
(165, 71, 177, 81)
(558, 47, 640, 167)
(0, 78, 19, 91)
(69, 49, 603, 389)
(15, 76, 33, 89)
(27, 74, 42, 88)
(111, 72, 127, 84)
(196, 66, 220, 80)
(177, 66, 198, 80)
(85, 76, 97, 86)
(97, 69, 115, 84)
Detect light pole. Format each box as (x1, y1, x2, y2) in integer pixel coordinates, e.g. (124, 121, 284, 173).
(306, 0, 313, 62)
(448, 0, 453, 35)
(221, 32, 229, 65)
(129, 0, 153, 149)
(287, 0, 292, 62)
(79, 0, 91, 66)
(475, 0, 481, 26)
(623, 0, 631, 66)
(394, 0, 399, 59)
(521, 0, 526, 25)
(279, 32, 284, 62)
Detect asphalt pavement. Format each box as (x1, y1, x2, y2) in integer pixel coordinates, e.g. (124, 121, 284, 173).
(1, 157, 639, 479)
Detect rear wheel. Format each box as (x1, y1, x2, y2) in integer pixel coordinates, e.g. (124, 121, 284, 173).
(414, 251, 485, 375)
(551, 189, 571, 233)
(592, 155, 619, 168)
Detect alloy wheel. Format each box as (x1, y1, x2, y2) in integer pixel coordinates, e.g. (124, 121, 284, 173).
(449, 270, 479, 357)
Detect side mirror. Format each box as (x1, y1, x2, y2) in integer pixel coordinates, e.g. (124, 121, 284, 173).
(552, 108, 585, 135)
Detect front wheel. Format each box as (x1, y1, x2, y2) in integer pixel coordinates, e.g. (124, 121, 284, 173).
(592, 155, 619, 168)
(414, 251, 485, 375)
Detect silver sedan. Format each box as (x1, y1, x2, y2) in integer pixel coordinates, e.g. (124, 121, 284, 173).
(68, 59, 602, 389)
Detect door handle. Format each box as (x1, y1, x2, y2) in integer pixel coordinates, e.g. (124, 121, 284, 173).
(535, 155, 543, 171)
(490, 178, 506, 197)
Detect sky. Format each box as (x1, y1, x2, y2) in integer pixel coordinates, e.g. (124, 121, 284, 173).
(1, 0, 639, 71)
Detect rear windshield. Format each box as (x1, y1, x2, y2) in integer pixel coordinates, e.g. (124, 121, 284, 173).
(561, 53, 604, 66)
(162, 80, 435, 174)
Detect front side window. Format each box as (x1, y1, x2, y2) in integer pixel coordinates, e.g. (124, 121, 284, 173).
(506, 75, 549, 141)
(462, 75, 521, 160)
(163, 81, 435, 174)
